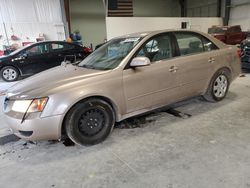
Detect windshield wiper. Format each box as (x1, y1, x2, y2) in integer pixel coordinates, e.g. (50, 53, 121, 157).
(80, 64, 97, 69)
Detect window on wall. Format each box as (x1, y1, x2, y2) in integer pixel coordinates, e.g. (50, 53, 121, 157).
(186, 0, 218, 17)
(136, 34, 172, 62)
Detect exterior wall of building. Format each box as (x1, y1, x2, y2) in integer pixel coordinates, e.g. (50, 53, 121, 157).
(106, 17, 223, 39)
(133, 0, 180, 17)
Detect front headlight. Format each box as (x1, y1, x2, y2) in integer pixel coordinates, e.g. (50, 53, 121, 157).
(12, 97, 48, 113)
(28, 98, 48, 113)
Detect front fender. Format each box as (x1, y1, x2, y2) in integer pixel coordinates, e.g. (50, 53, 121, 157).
(41, 80, 125, 121)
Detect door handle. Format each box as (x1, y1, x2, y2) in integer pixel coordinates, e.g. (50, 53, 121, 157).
(208, 57, 215, 63)
(169, 66, 178, 73)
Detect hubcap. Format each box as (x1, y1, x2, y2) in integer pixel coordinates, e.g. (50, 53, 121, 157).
(78, 109, 105, 137)
(213, 75, 228, 98)
(2, 68, 17, 81)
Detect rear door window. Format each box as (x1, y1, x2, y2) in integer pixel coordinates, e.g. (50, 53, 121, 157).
(50, 43, 75, 52)
(175, 32, 204, 56)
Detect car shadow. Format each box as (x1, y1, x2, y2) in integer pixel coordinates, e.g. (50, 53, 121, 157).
(0, 134, 20, 146)
(115, 91, 238, 130)
(0, 90, 240, 164)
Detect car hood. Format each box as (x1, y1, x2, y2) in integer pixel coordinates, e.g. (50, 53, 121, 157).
(6, 64, 111, 99)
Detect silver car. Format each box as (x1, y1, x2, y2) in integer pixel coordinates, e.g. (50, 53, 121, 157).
(3, 30, 241, 145)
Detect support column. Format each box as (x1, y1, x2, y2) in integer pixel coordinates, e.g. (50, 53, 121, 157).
(224, 0, 231, 25)
(179, 0, 187, 17)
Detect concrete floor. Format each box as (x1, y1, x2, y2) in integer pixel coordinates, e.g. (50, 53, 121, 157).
(0, 73, 250, 188)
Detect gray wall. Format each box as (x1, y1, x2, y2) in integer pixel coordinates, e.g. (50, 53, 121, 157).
(133, 0, 181, 17)
(186, 0, 218, 17)
(70, 0, 106, 48)
(229, 0, 250, 30)
(133, 0, 220, 17)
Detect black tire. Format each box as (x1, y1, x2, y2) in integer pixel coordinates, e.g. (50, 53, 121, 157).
(203, 69, 231, 102)
(65, 98, 115, 146)
(0, 66, 20, 82)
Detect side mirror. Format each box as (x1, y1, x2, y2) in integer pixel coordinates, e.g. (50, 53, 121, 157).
(130, 57, 151, 68)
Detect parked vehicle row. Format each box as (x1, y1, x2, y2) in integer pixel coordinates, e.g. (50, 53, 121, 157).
(208, 25, 247, 45)
(0, 41, 92, 82)
(3, 30, 241, 146)
(240, 36, 250, 69)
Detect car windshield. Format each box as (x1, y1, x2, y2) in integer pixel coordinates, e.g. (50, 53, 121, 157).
(78, 37, 142, 70)
(208, 27, 227, 34)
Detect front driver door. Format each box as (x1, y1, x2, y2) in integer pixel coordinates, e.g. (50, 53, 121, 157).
(123, 33, 182, 114)
(17, 43, 50, 76)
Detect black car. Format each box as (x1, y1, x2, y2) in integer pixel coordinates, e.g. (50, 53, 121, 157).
(0, 41, 92, 82)
(241, 35, 250, 69)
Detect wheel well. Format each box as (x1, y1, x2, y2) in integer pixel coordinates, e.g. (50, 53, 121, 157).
(206, 66, 232, 88)
(0, 65, 21, 75)
(217, 67, 232, 81)
(61, 96, 118, 137)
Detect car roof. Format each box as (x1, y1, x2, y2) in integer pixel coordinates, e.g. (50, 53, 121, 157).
(34, 41, 79, 46)
(115, 29, 226, 49)
(117, 29, 209, 39)
(26, 41, 85, 49)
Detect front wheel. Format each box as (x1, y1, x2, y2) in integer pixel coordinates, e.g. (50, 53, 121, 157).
(65, 98, 115, 146)
(1, 66, 20, 82)
(203, 69, 230, 102)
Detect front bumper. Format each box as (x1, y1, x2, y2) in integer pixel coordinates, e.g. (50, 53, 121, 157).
(4, 113, 63, 140)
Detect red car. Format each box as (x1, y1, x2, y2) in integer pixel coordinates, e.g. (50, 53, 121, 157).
(208, 25, 247, 45)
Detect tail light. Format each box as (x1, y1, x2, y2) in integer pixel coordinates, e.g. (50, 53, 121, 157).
(83, 47, 92, 53)
(236, 49, 242, 58)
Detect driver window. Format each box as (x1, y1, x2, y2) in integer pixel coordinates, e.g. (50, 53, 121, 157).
(136, 34, 172, 62)
(25, 44, 49, 56)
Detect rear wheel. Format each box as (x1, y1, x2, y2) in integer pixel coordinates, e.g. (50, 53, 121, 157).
(65, 98, 115, 146)
(1, 66, 20, 82)
(203, 69, 230, 102)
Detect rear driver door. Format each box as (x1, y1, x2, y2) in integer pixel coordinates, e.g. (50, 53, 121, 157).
(173, 31, 219, 98)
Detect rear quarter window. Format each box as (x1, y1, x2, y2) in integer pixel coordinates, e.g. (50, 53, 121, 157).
(175, 32, 219, 56)
(202, 37, 219, 51)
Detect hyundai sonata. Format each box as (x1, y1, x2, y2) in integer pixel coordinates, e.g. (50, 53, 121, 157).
(3, 30, 241, 145)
